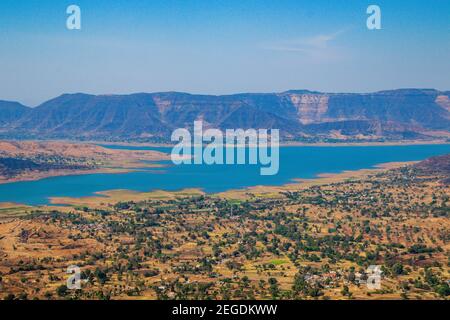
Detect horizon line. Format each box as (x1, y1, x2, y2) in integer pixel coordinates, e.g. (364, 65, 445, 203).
(2, 87, 449, 108)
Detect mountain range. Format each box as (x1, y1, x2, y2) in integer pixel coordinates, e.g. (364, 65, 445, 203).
(0, 89, 449, 142)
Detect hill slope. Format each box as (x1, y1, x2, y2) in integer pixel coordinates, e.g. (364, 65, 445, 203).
(415, 153, 450, 184)
(0, 101, 30, 126)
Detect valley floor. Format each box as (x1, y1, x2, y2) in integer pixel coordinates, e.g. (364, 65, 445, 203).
(0, 156, 449, 300)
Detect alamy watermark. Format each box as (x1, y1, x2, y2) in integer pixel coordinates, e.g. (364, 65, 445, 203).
(64, 4, 380, 32)
(367, 5, 381, 30)
(67, 265, 81, 290)
(66, 5, 81, 30)
(171, 121, 280, 176)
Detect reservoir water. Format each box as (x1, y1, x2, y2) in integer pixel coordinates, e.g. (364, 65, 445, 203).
(0, 144, 449, 205)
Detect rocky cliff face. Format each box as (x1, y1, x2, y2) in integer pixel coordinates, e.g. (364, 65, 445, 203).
(436, 95, 450, 112)
(287, 93, 329, 124)
(0, 89, 449, 142)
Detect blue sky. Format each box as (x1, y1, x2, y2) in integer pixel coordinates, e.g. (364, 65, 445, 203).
(0, 0, 449, 106)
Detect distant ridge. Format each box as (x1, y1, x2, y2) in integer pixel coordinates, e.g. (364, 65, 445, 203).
(0, 89, 449, 142)
(0, 101, 29, 126)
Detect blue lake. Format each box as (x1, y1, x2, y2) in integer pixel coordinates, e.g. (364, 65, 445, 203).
(0, 144, 449, 206)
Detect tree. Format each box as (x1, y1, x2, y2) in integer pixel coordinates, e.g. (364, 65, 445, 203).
(435, 283, 450, 297)
(392, 263, 404, 275)
(268, 278, 279, 298)
(56, 285, 68, 297)
(341, 285, 351, 297)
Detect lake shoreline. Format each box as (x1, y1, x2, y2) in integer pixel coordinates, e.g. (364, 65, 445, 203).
(0, 140, 170, 185)
(4, 160, 415, 208)
(0, 167, 135, 185)
(2, 140, 448, 186)
(4, 138, 449, 148)
(89, 139, 450, 148)
(214, 161, 416, 200)
(1, 143, 449, 207)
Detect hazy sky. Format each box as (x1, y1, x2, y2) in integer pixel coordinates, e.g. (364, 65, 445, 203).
(0, 0, 449, 106)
